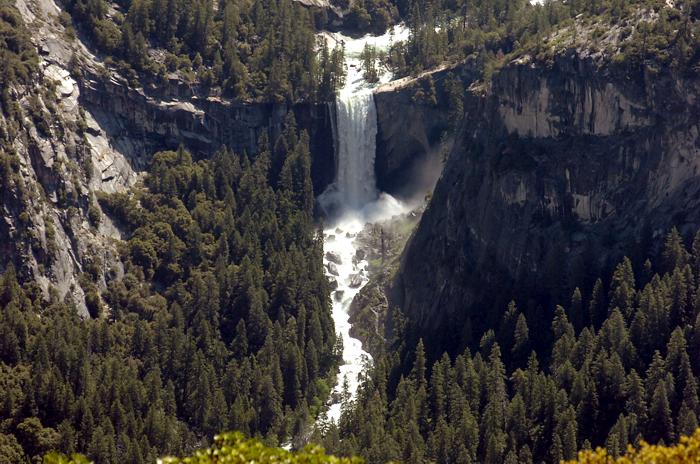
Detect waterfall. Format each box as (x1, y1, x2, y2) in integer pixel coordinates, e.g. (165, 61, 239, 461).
(335, 92, 379, 210)
(320, 91, 378, 424)
(317, 25, 410, 426)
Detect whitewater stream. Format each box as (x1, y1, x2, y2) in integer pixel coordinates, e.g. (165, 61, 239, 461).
(318, 25, 409, 423)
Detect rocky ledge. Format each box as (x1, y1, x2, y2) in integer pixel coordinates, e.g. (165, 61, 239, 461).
(348, 208, 423, 358)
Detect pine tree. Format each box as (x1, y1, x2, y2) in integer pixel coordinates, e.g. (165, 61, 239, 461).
(480, 345, 507, 463)
(648, 382, 674, 443)
(511, 313, 530, 366)
(609, 257, 636, 319)
(411, 339, 427, 387)
(662, 227, 689, 273)
(588, 278, 606, 327)
(569, 287, 584, 331)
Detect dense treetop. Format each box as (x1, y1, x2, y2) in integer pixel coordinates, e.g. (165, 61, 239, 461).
(317, 228, 700, 463)
(3, 0, 700, 459)
(0, 119, 342, 463)
(64, 0, 347, 101)
(385, 0, 700, 80)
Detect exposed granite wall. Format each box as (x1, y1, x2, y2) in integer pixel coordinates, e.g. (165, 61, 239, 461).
(6, 0, 337, 316)
(78, 75, 337, 194)
(391, 53, 700, 356)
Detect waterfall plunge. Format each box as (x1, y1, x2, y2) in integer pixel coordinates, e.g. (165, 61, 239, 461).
(317, 24, 411, 217)
(335, 93, 379, 210)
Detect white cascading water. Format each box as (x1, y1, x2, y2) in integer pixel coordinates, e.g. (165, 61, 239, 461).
(334, 93, 378, 210)
(318, 25, 409, 424)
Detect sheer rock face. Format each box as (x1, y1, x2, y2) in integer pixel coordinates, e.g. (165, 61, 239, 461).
(0, 0, 139, 316)
(78, 76, 337, 193)
(387, 53, 700, 356)
(374, 88, 447, 195)
(374, 63, 482, 197)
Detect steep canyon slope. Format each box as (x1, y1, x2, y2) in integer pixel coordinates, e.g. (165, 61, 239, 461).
(393, 49, 700, 356)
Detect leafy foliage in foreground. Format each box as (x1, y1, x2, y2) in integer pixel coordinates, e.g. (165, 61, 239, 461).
(37, 428, 700, 463)
(566, 428, 700, 463)
(161, 432, 362, 464)
(41, 433, 362, 464)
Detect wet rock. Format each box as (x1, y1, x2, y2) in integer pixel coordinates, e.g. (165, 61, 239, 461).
(334, 290, 345, 301)
(348, 273, 363, 288)
(328, 277, 338, 290)
(326, 262, 339, 276)
(325, 251, 342, 265)
(353, 249, 366, 266)
(346, 232, 356, 238)
(335, 227, 343, 234)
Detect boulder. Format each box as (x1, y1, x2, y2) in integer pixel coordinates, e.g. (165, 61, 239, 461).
(348, 273, 364, 288)
(326, 262, 339, 276)
(353, 249, 366, 266)
(325, 251, 342, 265)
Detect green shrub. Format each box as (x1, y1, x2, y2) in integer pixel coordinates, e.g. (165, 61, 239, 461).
(27, 94, 50, 136)
(163, 433, 363, 463)
(88, 203, 101, 227)
(43, 433, 362, 463)
(0, 0, 38, 88)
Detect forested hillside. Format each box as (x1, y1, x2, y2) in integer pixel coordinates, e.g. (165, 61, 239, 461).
(389, 0, 700, 78)
(51, 0, 700, 107)
(45, 0, 700, 106)
(3, 0, 700, 458)
(321, 229, 700, 463)
(0, 120, 341, 462)
(63, 0, 349, 101)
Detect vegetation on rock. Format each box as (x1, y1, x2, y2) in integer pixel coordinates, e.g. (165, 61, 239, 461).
(385, 0, 700, 82)
(0, 0, 38, 90)
(320, 227, 700, 463)
(0, 118, 340, 462)
(63, 0, 347, 102)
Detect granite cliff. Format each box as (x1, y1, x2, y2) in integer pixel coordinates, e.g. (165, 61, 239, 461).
(8, 0, 700, 344)
(391, 51, 700, 356)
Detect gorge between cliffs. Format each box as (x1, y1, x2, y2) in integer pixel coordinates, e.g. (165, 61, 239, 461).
(6, 0, 700, 459)
(316, 25, 414, 423)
